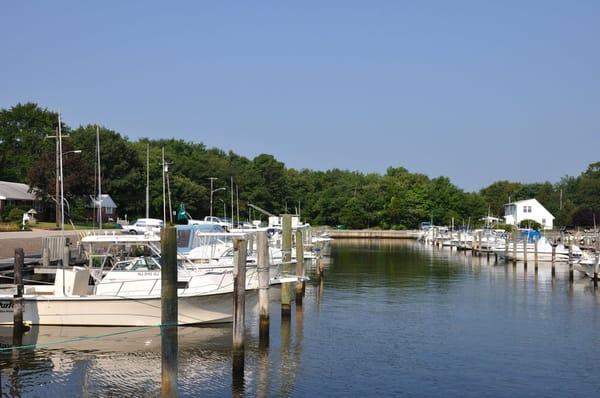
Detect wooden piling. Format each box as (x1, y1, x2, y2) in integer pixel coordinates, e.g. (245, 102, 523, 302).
(256, 231, 270, 343)
(62, 245, 70, 268)
(160, 226, 178, 398)
(593, 253, 599, 289)
(232, 236, 247, 380)
(295, 229, 304, 306)
(523, 235, 528, 269)
(42, 247, 50, 268)
(568, 244, 574, 282)
(512, 230, 517, 266)
(281, 214, 292, 317)
(551, 243, 556, 278)
(504, 234, 508, 262)
(13, 248, 25, 336)
(534, 239, 539, 272)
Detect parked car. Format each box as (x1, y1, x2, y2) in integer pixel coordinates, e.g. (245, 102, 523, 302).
(123, 218, 164, 235)
(201, 216, 232, 229)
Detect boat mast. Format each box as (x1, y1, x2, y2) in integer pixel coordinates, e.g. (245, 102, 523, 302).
(146, 143, 149, 219)
(162, 147, 166, 225)
(58, 114, 65, 235)
(96, 125, 102, 230)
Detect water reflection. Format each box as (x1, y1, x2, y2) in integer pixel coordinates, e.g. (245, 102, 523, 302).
(1, 241, 599, 397)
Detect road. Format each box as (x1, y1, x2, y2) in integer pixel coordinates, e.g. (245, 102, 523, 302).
(0, 229, 115, 259)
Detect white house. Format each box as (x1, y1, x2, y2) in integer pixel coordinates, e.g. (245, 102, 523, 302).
(503, 198, 554, 229)
(0, 181, 39, 215)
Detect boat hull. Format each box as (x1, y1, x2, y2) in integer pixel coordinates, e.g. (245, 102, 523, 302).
(0, 291, 252, 326)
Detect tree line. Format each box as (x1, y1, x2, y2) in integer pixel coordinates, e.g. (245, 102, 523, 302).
(1, 103, 598, 228)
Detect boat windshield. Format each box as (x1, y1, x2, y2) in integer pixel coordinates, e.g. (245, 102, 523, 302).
(113, 257, 161, 271)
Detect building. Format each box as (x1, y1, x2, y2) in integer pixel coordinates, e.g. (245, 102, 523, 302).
(87, 194, 118, 222)
(504, 198, 554, 229)
(0, 181, 39, 216)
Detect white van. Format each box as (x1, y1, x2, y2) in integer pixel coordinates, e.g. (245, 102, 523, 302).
(123, 218, 164, 235)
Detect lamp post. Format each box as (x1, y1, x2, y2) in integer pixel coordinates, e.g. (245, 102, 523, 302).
(45, 115, 83, 231)
(219, 198, 226, 220)
(210, 187, 226, 219)
(59, 149, 82, 232)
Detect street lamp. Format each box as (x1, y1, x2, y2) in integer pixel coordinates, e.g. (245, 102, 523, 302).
(210, 187, 226, 218)
(59, 149, 82, 232)
(219, 198, 226, 220)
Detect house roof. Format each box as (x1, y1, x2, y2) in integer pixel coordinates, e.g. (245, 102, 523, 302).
(503, 198, 555, 219)
(0, 181, 37, 201)
(88, 194, 117, 209)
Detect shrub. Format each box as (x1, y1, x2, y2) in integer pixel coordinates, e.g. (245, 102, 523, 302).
(7, 207, 25, 222)
(518, 219, 542, 231)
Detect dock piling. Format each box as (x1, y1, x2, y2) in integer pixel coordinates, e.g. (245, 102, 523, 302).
(512, 230, 517, 266)
(232, 236, 247, 380)
(523, 236, 528, 270)
(281, 214, 292, 317)
(13, 248, 25, 336)
(534, 239, 539, 272)
(256, 231, 270, 343)
(568, 244, 574, 282)
(295, 229, 304, 306)
(551, 243, 556, 278)
(62, 245, 70, 268)
(593, 253, 599, 289)
(160, 226, 178, 398)
(42, 247, 50, 268)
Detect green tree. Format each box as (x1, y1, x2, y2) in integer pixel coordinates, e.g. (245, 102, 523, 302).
(0, 103, 58, 182)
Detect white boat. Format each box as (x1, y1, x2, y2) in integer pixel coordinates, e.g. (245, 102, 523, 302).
(0, 265, 240, 326)
(0, 232, 294, 327)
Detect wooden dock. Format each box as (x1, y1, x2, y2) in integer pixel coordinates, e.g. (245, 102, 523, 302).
(325, 229, 419, 239)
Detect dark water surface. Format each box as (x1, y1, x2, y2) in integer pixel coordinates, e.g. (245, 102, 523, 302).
(2, 241, 600, 397)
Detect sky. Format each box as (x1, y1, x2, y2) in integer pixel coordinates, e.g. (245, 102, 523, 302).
(1, 1, 599, 191)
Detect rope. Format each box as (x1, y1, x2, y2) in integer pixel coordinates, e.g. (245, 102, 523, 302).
(0, 323, 181, 352)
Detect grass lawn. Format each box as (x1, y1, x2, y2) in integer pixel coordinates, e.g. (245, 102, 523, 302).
(0, 222, 22, 232)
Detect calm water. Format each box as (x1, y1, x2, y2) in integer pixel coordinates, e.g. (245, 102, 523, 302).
(2, 241, 600, 397)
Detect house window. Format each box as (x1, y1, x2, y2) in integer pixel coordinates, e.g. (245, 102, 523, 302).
(542, 218, 546, 225)
(105, 208, 113, 215)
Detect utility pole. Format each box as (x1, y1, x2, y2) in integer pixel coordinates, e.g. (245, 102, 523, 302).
(45, 121, 64, 228)
(560, 189, 563, 211)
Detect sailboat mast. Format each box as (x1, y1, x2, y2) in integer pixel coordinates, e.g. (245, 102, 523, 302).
(162, 147, 166, 225)
(96, 125, 102, 229)
(146, 143, 149, 219)
(236, 184, 239, 226)
(230, 177, 234, 228)
(58, 114, 65, 234)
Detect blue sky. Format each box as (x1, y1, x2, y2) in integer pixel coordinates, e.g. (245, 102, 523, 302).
(1, 1, 598, 191)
